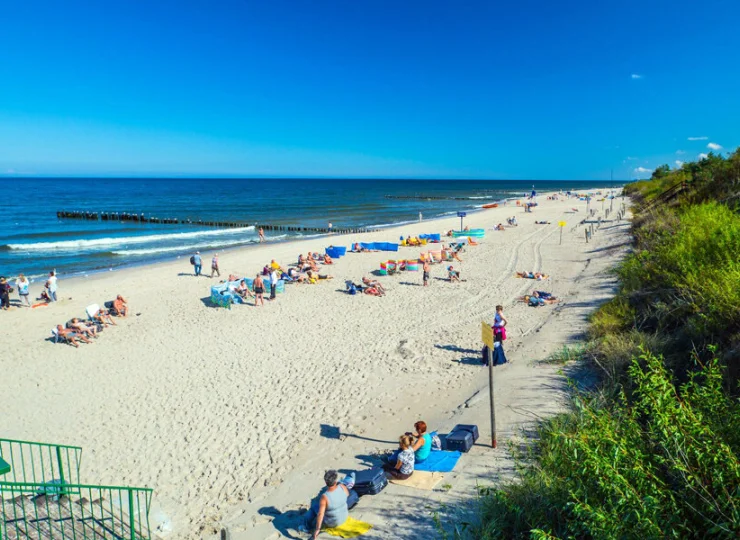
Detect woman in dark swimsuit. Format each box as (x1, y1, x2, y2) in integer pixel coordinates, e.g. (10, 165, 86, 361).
(253, 274, 265, 307)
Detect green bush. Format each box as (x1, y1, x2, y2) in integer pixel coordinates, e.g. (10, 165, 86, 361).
(473, 351, 740, 539)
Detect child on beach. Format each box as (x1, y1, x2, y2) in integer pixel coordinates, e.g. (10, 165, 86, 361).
(423, 260, 430, 286)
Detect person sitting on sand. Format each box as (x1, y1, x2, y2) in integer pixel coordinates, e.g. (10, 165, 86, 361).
(495, 223, 505, 231)
(323, 253, 333, 265)
(69, 318, 98, 338)
(302, 470, 358, 539)
(382, 434, 415, 479)
(56, 325, 92, 347)
(362, 276, 385, 295)
(236, 280, 255, 300)
(298, 254, 307, 266)
(507, 216, 518, 226)
(111, 295, 128, 317)
(448, 266, 461, 282)
(409, 421, 432, 464)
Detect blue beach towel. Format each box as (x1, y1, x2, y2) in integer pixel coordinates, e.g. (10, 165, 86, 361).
(414, 450, 462, 473)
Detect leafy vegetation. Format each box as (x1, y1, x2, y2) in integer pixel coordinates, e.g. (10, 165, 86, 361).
(469, 148, 740, 539)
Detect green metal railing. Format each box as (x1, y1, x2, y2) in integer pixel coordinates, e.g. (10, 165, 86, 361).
(0, 481, 153, 540)
(0, 438, 82, 492)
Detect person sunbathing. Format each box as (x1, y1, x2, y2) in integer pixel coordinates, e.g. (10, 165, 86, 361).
(448, 266, 461, 282)
(298, 254, 307, 265)
(56, 325, 92, 347)
(516, 271, 547, 280)
(362, 276, 385, 295)
(535, 221, 551, 225)
(323, 254, 333, 265)
(308, 270, 333, 281)
(90, 306, 116, 326)
(364, 286, 382, 296)
(69, 318, 98, 338)
(111, 295, 128, 317)
(525, 293, 559, 306)
(495, 223, 505, 231)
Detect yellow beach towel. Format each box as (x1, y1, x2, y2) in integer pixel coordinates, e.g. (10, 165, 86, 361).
(323, 516, 373, 538)
(388, 471, 445, 490)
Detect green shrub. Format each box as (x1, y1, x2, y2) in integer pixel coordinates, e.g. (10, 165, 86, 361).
(472, 351, 740, 539)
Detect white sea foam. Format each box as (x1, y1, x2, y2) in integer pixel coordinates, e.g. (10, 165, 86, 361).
(7, 227, 255, 251)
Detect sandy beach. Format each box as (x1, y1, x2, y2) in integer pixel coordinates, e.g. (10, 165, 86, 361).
(1, 192, 629, 538)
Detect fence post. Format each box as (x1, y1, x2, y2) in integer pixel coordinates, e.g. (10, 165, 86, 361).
(129, 489, 136, 540)
(56, 446, 66, 495)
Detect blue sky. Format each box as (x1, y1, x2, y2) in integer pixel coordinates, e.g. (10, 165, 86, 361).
(0, 0, 738, 179)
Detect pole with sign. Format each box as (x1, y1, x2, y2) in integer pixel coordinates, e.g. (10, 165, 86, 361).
(457, 211, 467, 232)
(558, 221, 566, 245)
(481, 321, 497, 448)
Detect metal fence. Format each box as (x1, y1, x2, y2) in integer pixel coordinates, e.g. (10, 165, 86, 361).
(0, 481, 153, 540)
(0, 438, 82, 492)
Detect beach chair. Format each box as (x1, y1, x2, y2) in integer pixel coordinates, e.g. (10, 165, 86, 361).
(51, 327, 77, 346)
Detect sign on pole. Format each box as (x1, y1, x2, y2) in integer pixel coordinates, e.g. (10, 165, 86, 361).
(481, 321, 494, 349)
(457, 211, 467, 232)
(482, 321, 497, 448)
(558, 221, 566, 245)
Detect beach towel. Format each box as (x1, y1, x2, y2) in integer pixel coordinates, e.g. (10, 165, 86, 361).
(388, 471, 445, 491)
(414, 450, 462, 472)
(323, 517, 373, 538)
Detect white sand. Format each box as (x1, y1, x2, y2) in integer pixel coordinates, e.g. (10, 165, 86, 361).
(1, 192, 629, 538)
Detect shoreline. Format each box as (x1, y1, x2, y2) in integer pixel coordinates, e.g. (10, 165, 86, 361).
(10, 187, 619, 291)
(1, 188, 627, 538)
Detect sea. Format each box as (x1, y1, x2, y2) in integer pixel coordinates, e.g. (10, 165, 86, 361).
(0, 178, 620, 281)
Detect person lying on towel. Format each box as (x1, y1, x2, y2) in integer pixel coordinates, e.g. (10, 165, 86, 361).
(302, 470, 358, 539)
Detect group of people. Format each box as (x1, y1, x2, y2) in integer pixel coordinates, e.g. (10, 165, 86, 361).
(302, 421, 434, 538)
(345, 276, 386, 296)
(190, 252, 221, 278)
(54, 295, 128, 348)
(0, 271, 58, 310)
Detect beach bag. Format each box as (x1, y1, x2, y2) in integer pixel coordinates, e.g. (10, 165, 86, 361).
(431, 431, 442, 451)
(189, 256, 195, 265)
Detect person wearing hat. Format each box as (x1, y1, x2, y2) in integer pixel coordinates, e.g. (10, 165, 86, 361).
(0, 277, 12, 310)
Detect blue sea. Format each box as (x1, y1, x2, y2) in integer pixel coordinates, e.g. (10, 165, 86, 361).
(0, 178, 619, 280)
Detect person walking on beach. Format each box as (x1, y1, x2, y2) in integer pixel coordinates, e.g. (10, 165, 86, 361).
(258, 227, 265, 243)
(0, 277, 11, 310)
(253, 274, 265, 306)
(191, 252, 202, 277)
(423, 260, 430, 287)
(269, 267, 278, 300)
(16, 273, 30, 307)
(46, 271, 58, 301)
(211, 253, 220, 278)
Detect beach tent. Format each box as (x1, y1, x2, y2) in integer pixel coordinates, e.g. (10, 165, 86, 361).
(325, 246, 347, 258)
(360, 242, 399, 252)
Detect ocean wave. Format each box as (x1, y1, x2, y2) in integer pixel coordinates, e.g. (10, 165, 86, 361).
(112, 233, 289, 256)
(5, 226, 255, 252)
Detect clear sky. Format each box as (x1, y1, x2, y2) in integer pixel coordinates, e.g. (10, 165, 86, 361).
(1, 0, 738, 179)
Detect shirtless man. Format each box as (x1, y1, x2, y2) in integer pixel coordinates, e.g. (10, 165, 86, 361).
(56, 325, 92, 347)
(423, 260, 430, 287)
(69, 318, 98, 338)
(112, 295, 128, 317)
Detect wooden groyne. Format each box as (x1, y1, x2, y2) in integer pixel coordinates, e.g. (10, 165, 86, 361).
(55, 211, 372, 234)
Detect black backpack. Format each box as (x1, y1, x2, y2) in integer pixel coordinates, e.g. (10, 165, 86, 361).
(189, 256, 195, 265)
